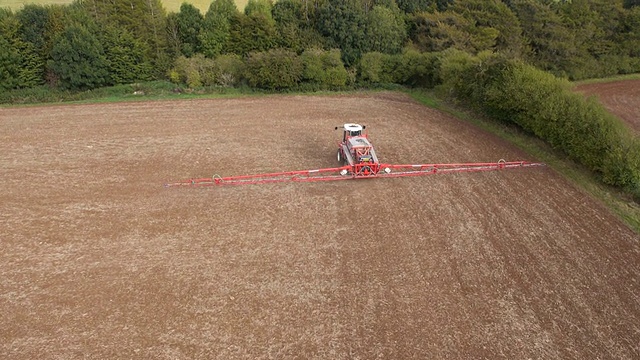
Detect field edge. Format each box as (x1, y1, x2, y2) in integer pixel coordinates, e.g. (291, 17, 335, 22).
(407, 89, 640, 235)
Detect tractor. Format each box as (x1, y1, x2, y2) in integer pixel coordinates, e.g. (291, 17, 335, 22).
(335, 123, 389, 177)
(165, 123, 543, 187)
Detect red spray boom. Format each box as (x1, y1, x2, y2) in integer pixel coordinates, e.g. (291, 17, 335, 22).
(165, 124, 544, 187)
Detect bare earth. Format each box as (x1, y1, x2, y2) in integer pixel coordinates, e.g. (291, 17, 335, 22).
(575, 79, 640, 133)
(1, 93, 639, 359)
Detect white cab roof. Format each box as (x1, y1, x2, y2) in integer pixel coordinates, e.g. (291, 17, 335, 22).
(343, 123, 363, 132)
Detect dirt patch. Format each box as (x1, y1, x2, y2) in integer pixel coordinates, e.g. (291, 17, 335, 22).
(575, 79, 640, 133)
(1, 93, 639, 359)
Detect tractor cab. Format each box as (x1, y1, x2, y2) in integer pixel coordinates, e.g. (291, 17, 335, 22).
(341, 123, 365, 141)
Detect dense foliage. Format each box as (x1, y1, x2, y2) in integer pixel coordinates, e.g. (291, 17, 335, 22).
(1, 0, 638, 90)
(438, 50, 640, 192)
(1, 0, 639, 196)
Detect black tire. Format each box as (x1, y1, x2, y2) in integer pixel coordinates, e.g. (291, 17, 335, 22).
(337, 149, 342, 164)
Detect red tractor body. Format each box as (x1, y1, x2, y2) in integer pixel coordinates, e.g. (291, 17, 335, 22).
(336, 124, 385, 177)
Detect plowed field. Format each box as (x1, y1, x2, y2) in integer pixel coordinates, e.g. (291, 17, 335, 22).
(575, 79, 640, 133)
(1, 93, 639, 359)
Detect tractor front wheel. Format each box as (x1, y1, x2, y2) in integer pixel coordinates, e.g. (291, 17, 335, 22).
(337, 149, 342, 164)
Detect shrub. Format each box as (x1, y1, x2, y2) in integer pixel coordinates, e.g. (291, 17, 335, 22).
(601, 131, 640, 188)
(392, 49, 440, 88)
(215, 54, 245, 87)
(244, 48, 302, 90)
(436, 48, 484, 101)
(47, 25, 109, 90)
(170, 56, 202, 87)
(358, 52, 385, 84)
(168, 54, 245, 88)
(301, 48, 348, 88)
(477, 58, 640, 188)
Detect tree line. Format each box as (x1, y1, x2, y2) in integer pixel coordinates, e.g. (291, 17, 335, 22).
(1, 0, 639, 198)
(1, 0, 640, 91)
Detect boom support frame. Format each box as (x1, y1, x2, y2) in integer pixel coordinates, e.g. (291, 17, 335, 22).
(164, 160, 544, 187)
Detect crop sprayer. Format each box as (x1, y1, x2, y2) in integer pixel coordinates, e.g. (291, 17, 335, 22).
(165, 123, 544, 187)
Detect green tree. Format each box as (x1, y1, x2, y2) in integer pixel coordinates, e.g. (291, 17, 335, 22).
(199, 0, 239, 57)
(619, 6, 640, 58)
(317, 0, 369, 65)
(436, 0, 454, 10)
(396, 0, 436, 13)
(0, 9, 43, 88)
(16, 4, 48, 56)
(60, 3, 96, 31)
(409, 11, 498, 53)
(14, 4, 64, 85)
(273, 0, 303, 50)
(12, 39, 42, 88)
(245, 0, 275, 22)
(449, 0, 524, 57)
(78, 0, 169, 76)
(103, 27, 153, 84)
(175, 3, 204, 57)
(273, 0, 326, 51)
(625, 0, 640, 8)
(556, 0, 631, 77)
(47, 25, 109, 90)
(510, 0, 578, 77)
(166, 12, 182, 59)
(0, 34, 22, 91)
(227, 12, 278, 56)
(365, 5, 406, 54)
(296, 0, 328, 24)
(0, 8, 20, 92)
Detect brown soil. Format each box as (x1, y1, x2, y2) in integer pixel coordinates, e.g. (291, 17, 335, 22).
(575, 79, 640, 133)
(1, 93, 639, 359)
